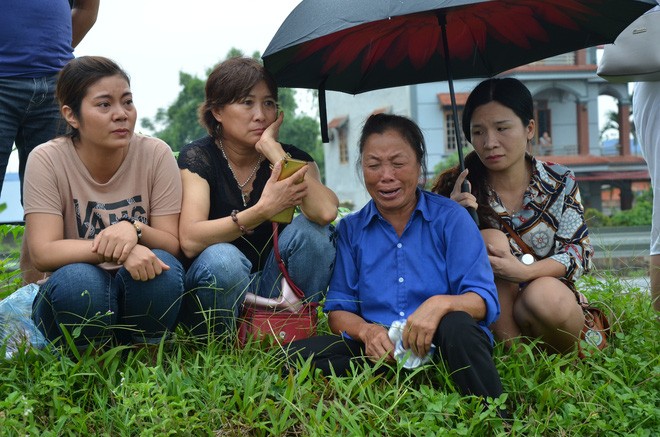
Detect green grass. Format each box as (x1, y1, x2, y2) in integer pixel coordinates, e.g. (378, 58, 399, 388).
(1, 227, 659, 436)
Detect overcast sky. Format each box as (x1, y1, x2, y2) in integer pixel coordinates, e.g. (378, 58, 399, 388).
(75, 0, 308, 128)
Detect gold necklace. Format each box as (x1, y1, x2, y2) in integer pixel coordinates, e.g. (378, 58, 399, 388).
(218, 140, 262, 206)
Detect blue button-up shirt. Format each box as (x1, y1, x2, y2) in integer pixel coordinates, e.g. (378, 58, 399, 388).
(325, 190, 500, 342)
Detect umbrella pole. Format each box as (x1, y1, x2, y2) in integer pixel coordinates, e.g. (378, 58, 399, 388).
(319, 83, 329, 144)
(437, 12, 478, 225)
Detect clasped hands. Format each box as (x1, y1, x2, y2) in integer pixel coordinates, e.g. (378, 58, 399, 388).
(91, 221, 168, 281)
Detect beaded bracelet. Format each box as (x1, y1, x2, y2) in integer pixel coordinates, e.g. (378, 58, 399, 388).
(118, 215, 142, 240)
(230, 209, 254, 235)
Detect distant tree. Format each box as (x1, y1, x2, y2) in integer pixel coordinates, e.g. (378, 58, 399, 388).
(427, 146, 474, 188)
(432, 153, 460, 177)
(585, 188, 652, 227)
(277, 88, 324, 178)
(610, 188, 652, 226)
(599, 108, 637, 145)
(140, 49, 250, 150)
(140, 71, 206, 151)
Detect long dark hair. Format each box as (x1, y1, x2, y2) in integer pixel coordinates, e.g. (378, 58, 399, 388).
(431, 78, 534, 227)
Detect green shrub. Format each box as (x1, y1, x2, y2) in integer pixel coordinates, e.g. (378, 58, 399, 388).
(585, 207, 612, 227)
(0, 224, 22, 299)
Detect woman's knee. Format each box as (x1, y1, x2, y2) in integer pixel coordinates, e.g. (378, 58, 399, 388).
(34, 264, 116, 344)
(152, 249, 184, 273)
(515, 279, 581, 329)
(281, 215, 336, 257)
(185, 243, 251, 289)
(150, 249, 185, 293)
(42, 264, 113, 315)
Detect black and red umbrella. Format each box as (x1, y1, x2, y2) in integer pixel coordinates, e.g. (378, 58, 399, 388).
(263, 0, 654, 220)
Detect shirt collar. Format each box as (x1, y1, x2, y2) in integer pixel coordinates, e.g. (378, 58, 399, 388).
(362, 188, 429, 229)
(488, 154, 541, 213)
(528, 155, 562, 199)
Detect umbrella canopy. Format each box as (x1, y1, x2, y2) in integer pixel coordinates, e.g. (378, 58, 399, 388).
(262, 0, 654, 222)
(264, 0, 654, 94)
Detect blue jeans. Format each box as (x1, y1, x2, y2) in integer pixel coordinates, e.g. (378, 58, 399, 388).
(181, 215, 336, 337)
(32, 249, 185, 348)
(0, 74, 64, 196)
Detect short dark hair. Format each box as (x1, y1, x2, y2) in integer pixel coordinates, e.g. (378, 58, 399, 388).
(198, 57, 278, 138)
(56, 56, 131, 139)
(461, 77, 533, 142)
(357, 113, 427, 178)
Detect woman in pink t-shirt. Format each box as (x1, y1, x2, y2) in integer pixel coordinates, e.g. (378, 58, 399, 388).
(24, 56, 184, 350)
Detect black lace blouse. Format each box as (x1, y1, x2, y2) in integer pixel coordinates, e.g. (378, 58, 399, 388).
(178, 135, 313, 272)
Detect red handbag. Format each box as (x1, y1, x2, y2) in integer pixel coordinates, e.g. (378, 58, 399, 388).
(576, 293, 611, 359)
(237, 222, 318, 346)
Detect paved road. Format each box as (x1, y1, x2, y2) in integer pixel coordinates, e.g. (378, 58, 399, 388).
(590, 226, 651, 260)
(586, 226, 652, 294)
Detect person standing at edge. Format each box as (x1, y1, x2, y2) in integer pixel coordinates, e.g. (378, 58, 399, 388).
(0, 0, 100, 285)
(632, 2, 660, 313)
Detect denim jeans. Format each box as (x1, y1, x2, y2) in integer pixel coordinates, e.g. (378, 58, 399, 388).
(0, 74, 64, 196)
(181, 215, 336, 337)
(32, 249, 185, 348)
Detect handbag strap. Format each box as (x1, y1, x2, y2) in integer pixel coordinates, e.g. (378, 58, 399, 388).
(272, 222, 306, 300)
(498, 215, 534, 255)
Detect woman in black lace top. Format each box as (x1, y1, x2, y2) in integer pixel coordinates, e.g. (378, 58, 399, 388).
(177, 57, 338, 338)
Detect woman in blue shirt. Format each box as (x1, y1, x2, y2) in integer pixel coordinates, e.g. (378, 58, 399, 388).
(286, 114, 504, 399)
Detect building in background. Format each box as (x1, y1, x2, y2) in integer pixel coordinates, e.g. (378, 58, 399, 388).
(323, 48, 648, 212)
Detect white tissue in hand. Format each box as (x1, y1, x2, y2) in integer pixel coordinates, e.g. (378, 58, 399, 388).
(387, 319, 435, 369)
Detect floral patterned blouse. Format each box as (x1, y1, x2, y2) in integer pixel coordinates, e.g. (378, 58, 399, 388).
(489, 155, 594, 284)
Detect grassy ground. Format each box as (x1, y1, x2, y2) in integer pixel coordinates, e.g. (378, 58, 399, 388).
(1, 228, 658, 436)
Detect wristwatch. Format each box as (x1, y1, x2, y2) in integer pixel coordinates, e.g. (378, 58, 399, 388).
(118, 215, 142, 240)
(520, 253, 535, 266)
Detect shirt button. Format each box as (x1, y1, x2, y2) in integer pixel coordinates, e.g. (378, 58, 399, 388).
(399, 311, 405, 317)
(398, 277, 404, 283)
(397, 243, 402, 248)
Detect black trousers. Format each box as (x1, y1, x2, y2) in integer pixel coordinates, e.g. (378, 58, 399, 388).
(285, 311, 504, 399)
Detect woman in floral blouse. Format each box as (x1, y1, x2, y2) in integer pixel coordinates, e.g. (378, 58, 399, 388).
(432, 78, 593, 354)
